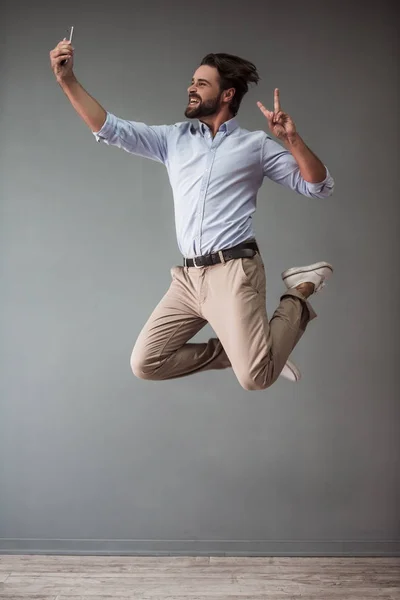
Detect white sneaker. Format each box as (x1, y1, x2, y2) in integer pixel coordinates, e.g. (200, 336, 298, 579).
(281, 261, 333, 295)
(280, 358, 302, 382)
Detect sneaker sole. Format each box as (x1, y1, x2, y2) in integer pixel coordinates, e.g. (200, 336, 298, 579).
(280, 359, 302, 382)
(282, 261, 333, 283)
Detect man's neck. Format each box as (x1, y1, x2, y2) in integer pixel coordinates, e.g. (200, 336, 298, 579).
(200, 112, 235, 138)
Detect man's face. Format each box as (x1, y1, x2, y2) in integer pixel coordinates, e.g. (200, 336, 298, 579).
(185, 65, 224, 119)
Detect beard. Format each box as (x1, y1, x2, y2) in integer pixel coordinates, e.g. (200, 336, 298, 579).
(184, 92, 222, 119)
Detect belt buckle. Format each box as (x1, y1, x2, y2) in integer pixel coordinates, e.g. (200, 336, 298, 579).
(192, 256, 204, 269)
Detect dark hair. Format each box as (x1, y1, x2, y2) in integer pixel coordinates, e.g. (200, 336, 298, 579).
(200, 53, 260, 116)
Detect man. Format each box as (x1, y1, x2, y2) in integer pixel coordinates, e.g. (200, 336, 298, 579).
(50, 41, 334, 391)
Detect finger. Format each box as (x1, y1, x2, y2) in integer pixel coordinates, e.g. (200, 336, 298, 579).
(58, 42, 73, 51)
(274, 88, 281, 113)
(273, 111, 285, 123)
(57, 40, 73, 51)
(53, 46, 73, 58)
(54, 53, 73, 64)
(257, 101, 273, 120)
(52, 51, 73, 63)
(51, 47, 72, 60)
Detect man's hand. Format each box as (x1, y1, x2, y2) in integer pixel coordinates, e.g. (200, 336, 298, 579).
(257, 89, 297, 142)
(49, 38, 75, 82)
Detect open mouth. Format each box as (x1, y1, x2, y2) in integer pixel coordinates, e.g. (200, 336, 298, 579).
(189, 97, 200, 106)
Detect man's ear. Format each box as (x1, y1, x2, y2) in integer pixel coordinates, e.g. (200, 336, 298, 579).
(224, 88, 236, 103)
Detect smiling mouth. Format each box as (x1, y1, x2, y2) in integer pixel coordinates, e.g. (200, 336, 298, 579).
(188, 98, 200, 106)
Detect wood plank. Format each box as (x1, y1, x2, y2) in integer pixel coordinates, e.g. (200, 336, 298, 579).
(1, 575, 398, 596)
(0, 596, 57, 600)
(0, 556, 210, 573)
(53, 595, 397, 600)
(1, 555, 399, 573)
(0, 556, 398, 599)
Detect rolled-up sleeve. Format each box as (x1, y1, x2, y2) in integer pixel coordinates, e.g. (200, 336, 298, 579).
(261, 135, 334, 198)
(92, 112, 170, 164)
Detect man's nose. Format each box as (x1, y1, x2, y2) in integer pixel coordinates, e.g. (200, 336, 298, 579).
(188, 84, 197, 94)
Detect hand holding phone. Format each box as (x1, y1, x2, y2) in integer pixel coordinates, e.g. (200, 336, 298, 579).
(49, 27, 75, 80)
(60, 26, 74, 65)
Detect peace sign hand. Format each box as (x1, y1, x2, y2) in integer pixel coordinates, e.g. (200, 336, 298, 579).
(257, 88, 297, 142)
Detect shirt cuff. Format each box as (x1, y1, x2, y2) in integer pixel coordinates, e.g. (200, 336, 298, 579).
(305, 166, 334, 193)
(92, 112, 115, 143)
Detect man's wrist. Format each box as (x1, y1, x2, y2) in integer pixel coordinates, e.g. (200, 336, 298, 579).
(57, 74, 78, 89)
(283, 132, 301, 147)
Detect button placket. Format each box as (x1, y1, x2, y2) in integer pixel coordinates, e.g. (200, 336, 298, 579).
(194, 131, 226, 256)
(196, 148, 217, 254)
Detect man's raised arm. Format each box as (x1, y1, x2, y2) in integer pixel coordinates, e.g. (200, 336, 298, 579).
(50, 38, 107, 132)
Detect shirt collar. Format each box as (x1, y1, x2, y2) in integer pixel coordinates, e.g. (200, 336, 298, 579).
(190, 117, 239, 136)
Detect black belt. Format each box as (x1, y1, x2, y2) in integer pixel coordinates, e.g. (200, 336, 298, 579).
(183, 241, 259, 268)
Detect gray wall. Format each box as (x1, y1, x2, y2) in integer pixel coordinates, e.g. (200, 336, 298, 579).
(1, 0, 399, 556)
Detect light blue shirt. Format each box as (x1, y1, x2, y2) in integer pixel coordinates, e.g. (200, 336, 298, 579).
(93, 112, 334, 258)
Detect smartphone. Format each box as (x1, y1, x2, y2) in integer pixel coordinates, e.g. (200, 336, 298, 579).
(60, 26, 74, 66)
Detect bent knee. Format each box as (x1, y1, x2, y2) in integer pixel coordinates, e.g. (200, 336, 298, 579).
(237, 375, 269, 391)
(237, 367, 276, 391)
(130, 350, 157, 380)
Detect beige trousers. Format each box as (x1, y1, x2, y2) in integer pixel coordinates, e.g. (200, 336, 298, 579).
(130, 251, 317, 390)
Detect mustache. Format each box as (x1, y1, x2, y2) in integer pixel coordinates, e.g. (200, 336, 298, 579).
(189, 95, 201, 101)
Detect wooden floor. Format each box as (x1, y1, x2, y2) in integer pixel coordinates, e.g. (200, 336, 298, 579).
(0, 555, 399, 599)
